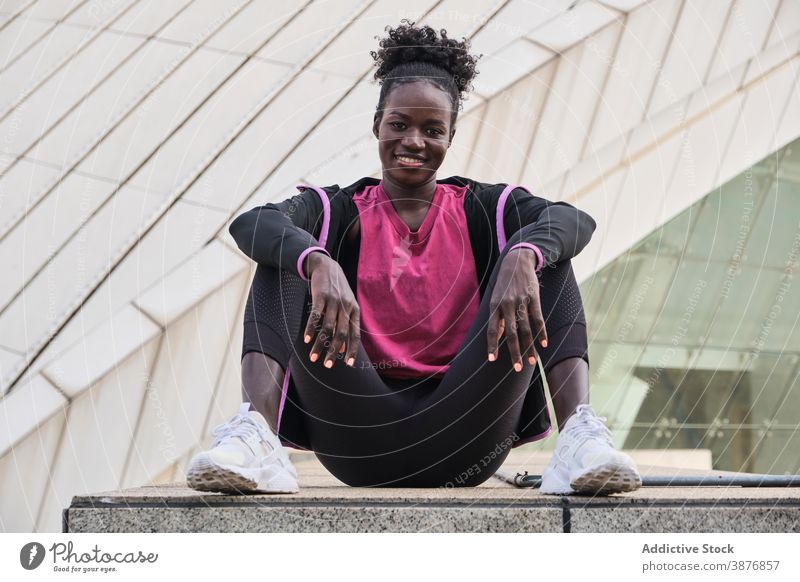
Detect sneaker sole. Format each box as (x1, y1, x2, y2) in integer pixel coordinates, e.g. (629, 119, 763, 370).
(570, 462, 642, 495)
(186, 454, 299, 494)
(539, 467, 574, 495)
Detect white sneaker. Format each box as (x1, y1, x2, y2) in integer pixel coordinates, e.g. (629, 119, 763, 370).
(540, 404, 641, 495)
(186, 403, 299, 494)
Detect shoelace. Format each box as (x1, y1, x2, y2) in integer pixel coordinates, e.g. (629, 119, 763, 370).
(211, 406, 272, 449)
(553, 405, 614, 466)
(567, 404, 614, 447)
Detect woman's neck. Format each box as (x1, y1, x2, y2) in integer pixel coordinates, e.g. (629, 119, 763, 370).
(380, 174, 438, 211)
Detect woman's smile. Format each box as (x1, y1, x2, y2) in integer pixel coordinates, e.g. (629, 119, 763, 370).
(395, 154, 426, 167)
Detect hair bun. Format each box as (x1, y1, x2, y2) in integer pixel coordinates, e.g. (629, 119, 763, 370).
(371, 19, 481, 104)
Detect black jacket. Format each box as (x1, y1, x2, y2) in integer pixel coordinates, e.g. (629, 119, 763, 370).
(229, 175, 596, 447)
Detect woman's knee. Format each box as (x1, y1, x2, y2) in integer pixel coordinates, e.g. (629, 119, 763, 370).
(536, 306, 589, 371)
(537, 259, 586, 326)
(246, 265, 309, 322)
(535, 259, 589, 371)
(242, 265, 310, 360)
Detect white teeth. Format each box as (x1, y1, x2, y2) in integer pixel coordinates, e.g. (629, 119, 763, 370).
(396, 155, 423, 164)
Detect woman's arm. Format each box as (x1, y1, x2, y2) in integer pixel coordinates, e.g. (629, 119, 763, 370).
(502, 188, 597, 268)
(228, 186, 331, 277)
(231, 186, 361, 369)
(486, 187, 596, 369)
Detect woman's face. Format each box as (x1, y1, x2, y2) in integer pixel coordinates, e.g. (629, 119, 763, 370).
(372, 80, 455, 189)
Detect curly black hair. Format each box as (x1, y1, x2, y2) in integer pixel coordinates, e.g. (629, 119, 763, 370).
(370, 19, 482, 129)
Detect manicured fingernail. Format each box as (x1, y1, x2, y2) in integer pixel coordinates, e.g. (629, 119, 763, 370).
(529, 356, 536, 364)
(304, 334, 311, 343)
(324, 359, 333, 368)
(347, 357, 355, 366)
(514, 362, 522, 372)
(541, 339, 548, 348)
(310, 353, 318, 362)
(488, 353, 496, 362)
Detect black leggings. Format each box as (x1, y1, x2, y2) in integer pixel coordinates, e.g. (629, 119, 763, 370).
(242, 248, 588, 487)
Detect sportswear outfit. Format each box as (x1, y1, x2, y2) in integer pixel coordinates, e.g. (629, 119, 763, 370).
(227, 175, 597, 488)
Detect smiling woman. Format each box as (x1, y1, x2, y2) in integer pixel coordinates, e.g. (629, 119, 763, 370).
(370, 82, 453, 231)
(369, 21, 479, 193)
(186, 20, 641, 494)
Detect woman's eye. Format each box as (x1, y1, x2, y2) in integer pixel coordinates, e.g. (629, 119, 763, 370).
(388, 122, 443, 136)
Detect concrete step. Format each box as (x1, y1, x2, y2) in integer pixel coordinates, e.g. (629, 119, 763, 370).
(64, 450, 800, 533)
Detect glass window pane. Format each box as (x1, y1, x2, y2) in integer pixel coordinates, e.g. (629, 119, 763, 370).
(637, 206, 695, 258)
(704, 265, 783, 351)
(648, 258, 725, 347)
(751, 429, 800, 475)
(747, 354, 799, 425)
(744, 178, 800, 269)
(583, 255, 678, 344)
(582, 136, 800, 475)
(772, 365, 800, 426)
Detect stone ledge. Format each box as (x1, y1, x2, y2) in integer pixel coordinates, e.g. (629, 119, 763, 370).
(64, 450, 800, 533)
(65, 505, 565, 533)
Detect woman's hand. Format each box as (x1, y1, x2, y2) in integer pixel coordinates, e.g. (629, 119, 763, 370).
(487, 249, 548, 372)
(302, 252, 361, 368)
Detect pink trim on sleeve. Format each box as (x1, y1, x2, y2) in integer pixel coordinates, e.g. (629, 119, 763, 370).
(295, 184, 331, 247)
(496, 183, 534, 251)
(508, 242, 543, 272)
(496, 185, 515, 251)
(297, 246, 330, 280)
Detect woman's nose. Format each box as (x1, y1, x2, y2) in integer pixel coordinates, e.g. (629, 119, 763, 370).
(401, 132, 425, 150)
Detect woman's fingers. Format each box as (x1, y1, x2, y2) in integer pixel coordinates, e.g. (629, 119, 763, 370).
(486, 250, 545, 370)
(314, 303, 362, 369)
(515, 301, 536, 366)
(345, 308, 361, 367)
(503, 305, 523, 372)
(323, 309, 350, 368)
(310, 300, 337, 363)
(486, 303, 504, 361)
(303, 294, 325, 345)
(489, 299, 538, 372)
(302, 258, 361, 368)
(529, 293, 548, 349)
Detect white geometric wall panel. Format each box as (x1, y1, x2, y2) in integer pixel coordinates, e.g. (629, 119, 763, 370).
(1, 0, 798, 531)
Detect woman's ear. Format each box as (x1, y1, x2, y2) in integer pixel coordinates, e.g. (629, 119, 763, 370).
(448, 125, 457, 147)
(372, 113, 381, 139)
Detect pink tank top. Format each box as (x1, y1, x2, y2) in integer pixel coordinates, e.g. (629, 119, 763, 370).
(352, 181, 481, 379)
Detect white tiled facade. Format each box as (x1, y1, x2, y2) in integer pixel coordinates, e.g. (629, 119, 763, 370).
(1, 0, 798, 531)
